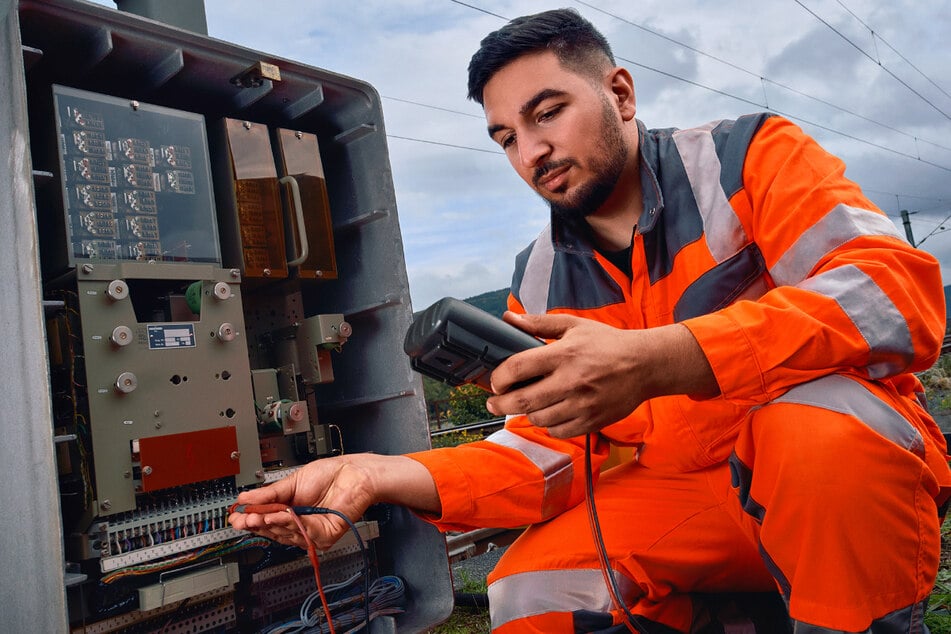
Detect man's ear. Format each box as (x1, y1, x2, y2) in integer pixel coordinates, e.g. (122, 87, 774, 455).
(608, 67, 636, 121)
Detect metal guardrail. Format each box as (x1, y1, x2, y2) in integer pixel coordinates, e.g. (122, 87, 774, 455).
(430, 418, 506, 438)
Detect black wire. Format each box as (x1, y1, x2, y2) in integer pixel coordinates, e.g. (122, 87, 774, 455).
(584, 433, 652, 634)
(294, 506, 372, 632)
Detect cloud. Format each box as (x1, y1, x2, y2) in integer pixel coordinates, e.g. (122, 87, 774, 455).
(87, 0, 951, 305)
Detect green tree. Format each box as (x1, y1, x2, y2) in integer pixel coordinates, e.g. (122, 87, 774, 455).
(447, 383, 492, 425)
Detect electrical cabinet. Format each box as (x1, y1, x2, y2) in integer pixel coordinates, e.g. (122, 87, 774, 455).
(0, 0, 451, 631)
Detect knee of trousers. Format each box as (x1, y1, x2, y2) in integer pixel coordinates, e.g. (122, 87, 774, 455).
(727, 375, 942, 629)
(731, 374, 932, 500)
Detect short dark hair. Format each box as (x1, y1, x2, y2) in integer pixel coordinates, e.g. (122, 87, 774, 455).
(467, 8, 615, 105)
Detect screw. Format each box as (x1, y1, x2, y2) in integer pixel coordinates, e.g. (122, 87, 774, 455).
(243, 121, 252, 130)
(142, 466, 153, 476)
(262, 268, 271, 277)
(230, 269, 240, 279)
(130, 100, 139, 110)
(255, 470, 265, 479)
(230, 451, 241, 461)
(123, 471, 131, 479)
(155, 421, 162, 429)
(295, 131, 303, 139)
(81, 263, 94, 274)
(100, 500, 112, 511)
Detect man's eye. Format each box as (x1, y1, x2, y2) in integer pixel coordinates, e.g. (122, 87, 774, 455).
(501, 135, 516, 149)
(538, 106, 561, 122)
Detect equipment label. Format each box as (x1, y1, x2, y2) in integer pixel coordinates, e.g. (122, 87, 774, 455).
(147, 324, 196, 349)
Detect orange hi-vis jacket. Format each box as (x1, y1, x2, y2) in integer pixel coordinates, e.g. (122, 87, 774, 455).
(410, 113, 951, 532)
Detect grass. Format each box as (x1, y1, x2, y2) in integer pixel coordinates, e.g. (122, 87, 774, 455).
(926, 517, 951, 632)
(426, 569, 490, 634)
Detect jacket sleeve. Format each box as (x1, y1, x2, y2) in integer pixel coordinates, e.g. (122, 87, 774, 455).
(683, 116, 945, 404)
(406, 294, 612, 532)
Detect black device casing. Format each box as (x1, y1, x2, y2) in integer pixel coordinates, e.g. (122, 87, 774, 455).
(404, 297, 543, 391)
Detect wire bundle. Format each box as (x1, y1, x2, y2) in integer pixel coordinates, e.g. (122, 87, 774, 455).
(264, 575, 406, 634)
(230, 504, 376, 634)
(101, 536, 271, 584)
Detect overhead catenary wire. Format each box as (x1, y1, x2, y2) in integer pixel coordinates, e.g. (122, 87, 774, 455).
(834, 0, 951, 103)
(573, 0, 951, 154)
(437, 0, 951, 175)
(430, 0, 951, 237)
(793, 0, 951, 122)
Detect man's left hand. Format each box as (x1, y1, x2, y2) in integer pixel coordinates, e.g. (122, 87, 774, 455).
(485, 312, 718, 438)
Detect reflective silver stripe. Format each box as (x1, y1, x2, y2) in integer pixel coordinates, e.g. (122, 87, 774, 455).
(485, 428, 573, 518)
(673, 123, 749, 263)
(774, 375, 924, 457)
(771, 203, 903, 286)
(799, 265, 914, 378)
(488, 567, 638, 628)
(520, 224, 554, 315)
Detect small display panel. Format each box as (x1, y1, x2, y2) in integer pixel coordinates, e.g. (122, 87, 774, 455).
(53, 85, 221, 265)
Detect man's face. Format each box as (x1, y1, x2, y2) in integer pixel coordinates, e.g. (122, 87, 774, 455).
(483, 50, 631, 222)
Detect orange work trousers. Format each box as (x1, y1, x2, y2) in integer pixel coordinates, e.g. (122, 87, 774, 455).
(486, 376, 948, 633)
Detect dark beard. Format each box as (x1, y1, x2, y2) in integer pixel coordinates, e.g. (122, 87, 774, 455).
(546, 95, 628, 227)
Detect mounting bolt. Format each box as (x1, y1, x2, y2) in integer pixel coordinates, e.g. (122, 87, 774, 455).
(243, 121, 252, 130)
(295, 131, 303, 139)
(130, 100, 139, 110)
(81, 263, 94, 274)
(262, 268, 271, 277)
(230, 451, 241, 461)
(254, 470, 265, 479)
(123, 471, 131, 479)
(154, 421, 162, 429)
(230, 268, 240, 279)
(100, 500, 112, 511)
(142, 466, 153, 476)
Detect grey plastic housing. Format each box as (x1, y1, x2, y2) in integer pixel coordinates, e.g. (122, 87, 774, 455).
(1, 0, 452, 631)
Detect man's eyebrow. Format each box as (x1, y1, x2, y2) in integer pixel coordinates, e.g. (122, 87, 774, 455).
(519, 88, 567, 117)
(486, 88, 568, 139)
(487, 123, 506, 139)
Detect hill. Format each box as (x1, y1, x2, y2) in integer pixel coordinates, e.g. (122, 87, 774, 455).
(463, 288, 509, 318)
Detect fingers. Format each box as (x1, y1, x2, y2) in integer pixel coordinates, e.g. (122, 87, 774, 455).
(228, 506, 348, 551)
(236, 471, 299, 506)
(502, 311, 578, 339)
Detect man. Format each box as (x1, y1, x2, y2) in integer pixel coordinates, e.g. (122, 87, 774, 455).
(230, 9, 951, 633)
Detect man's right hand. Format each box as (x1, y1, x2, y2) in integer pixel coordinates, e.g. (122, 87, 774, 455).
(228, 454, 440, 550)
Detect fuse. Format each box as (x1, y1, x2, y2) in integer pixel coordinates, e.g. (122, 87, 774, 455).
(72, 130, 108, 156)
(165, 170, 195, 194)
(79, 211, 118, 237)
(122, 164, 155, 189)
(127, 241, 162, 261)
(80, 239, 118, 260)
(66, 106, 104, 130)
(123, 215, 160, 240)
(122, 189, 157, 214)
(117, 137, 152, 164)
(75, 184, 115, 210)
(160, 145, 192, 169)
(71, 157, 112, 184)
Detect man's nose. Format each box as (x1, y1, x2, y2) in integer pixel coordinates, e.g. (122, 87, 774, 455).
(517, 131, 551, 169)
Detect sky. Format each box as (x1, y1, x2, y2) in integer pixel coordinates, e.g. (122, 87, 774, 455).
(93, 0, 951, 311)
